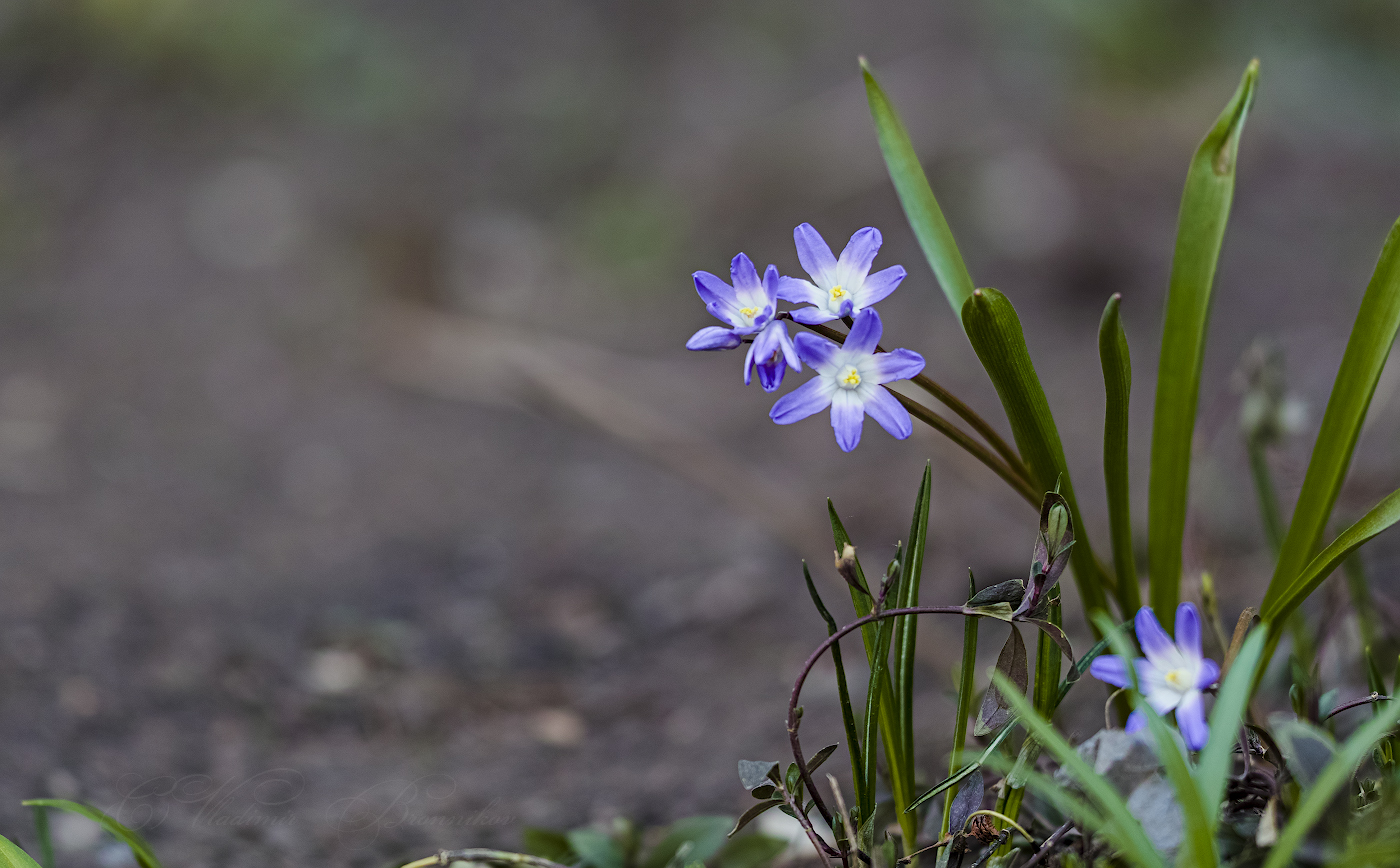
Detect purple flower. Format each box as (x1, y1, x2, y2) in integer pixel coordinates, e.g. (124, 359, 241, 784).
(1089, 604, 1221, 750)
(769, 309, 925, 452)
(686, 253, 801, 391)
(745, 319, 800, 392)
(686, 254, 779, 350)
(777, 224, 906, 324)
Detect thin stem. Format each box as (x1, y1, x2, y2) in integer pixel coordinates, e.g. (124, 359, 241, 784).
(1245, 435, 1285, 555)
(798, 320, 1035, 490)
(788, 604, 976, 863)
(889, 388, 1040, 507)
(1020, 820, 1075, 868)
(1323, 692, 1391, 721)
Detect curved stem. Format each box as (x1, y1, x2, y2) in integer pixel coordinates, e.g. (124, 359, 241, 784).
(788, 605, 974, 856)
(401, 850, 574, 868)
(888, 388, 1040, 508)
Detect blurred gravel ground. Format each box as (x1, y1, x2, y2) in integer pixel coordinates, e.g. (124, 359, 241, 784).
(0, 2, 1397, 866)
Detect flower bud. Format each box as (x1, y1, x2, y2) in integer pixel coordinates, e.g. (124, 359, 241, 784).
(1045, 502, 1071, 554)
(834, 544, 866, 595)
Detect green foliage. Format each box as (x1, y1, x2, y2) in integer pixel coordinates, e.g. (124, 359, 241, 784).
(1147, 59, 1258, 621)
(962, 286, 1114, 623)
(0, 836, 42, 868)
(1099, 294, 1141, 614)
(861, 59, 976, 321)
(525, 817, 786, 868)
(21, 800, 161, 868)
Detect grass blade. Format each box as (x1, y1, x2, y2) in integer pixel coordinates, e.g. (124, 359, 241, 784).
(909, 721, 1015, 816)
(989, 671, 1167, 868)
(895, 464, 932, 778)
(803, 561, 865, 809)
(28, 809, 52, 868)
(939, 572, 980, 838)
(21, 800, 162, 868)
(962, 286, 1114, 622)
(1261, 486, 1400, 661)
(1147, 59, 1259, 620)
(1195, 629, 1268, 822)
(828, 502, 913, 848)
(1099, 294, 1141, 614)
(1263, 217, 1400, 635)
(860, 58, 975, 321)
(1261, 698, 1400, 868)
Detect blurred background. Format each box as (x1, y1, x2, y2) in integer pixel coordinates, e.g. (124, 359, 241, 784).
(0, 0, 1397, 865)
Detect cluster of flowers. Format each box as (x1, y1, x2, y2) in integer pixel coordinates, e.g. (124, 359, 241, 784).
(686, 224, 926, 451)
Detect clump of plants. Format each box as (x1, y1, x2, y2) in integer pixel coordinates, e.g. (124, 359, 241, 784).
(5, 54, 1400, 868)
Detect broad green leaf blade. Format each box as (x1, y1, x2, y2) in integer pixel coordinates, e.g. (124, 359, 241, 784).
(894, 464, 932, 790)
(1261, 699, 1400, 868)
(1262, 217, 1400, 636)
(802, 562, 865, 808)
(961, 286, 1113, 622)
(0, 837, 41, 868)
(522, 828, 576, 863)
(21, 800, 161, 868)
(861, 59, 975, 321)
(1195, 629, 1268, 823)
(1147, 60, 1259, 621)
(989, 672, 1167, 868)
(569, 830, 626, 868)
(1099, 294, 1141, 613)
(1261, 486, 1400, 659)
(714, 833, 788, 868)
(644, 817, 734, 868)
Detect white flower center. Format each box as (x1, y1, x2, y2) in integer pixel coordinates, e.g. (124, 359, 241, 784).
(1164, 668, 1193, 691)
(837, 365, 862, 390)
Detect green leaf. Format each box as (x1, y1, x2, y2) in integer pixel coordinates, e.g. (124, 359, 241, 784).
(860, 58, 975, 321)
(570, 830, 625, 868)
(643, 817, 733, 868)
(1261, 486, 1400, 661)
(522, 828, 578, 864)
(713, 835, 787, 868)
(738, 760, 780, 792)
(1098, 294, 1140, 613)
(894, 464, 932, 787)
(1261, 699, 1400, 868)
(21, 800, 161, 868)
(804, 744, 840, 776)
(909, 721, 1017, 815)
(1271, 715, 1336, 788)
(861, 603, 898, 822)
(802, 562, 864, 808)
(1262, 218, 1400, 648)
(1147, 59, 1259, 620)
(940, 574, 980, 838)
(1195, 628, 1268, 824)
(961, 286, 1112, 622)
(728, 802, 783, 838)
(988, 671, 1166, 868)
(0, 837, 41, 868)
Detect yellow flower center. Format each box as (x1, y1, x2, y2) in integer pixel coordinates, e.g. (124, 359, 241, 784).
(1165, 668, 1191, 690)
(830, 285, 846, 299)
(839, 366, 862, 389)
(739, 306, 759, 322)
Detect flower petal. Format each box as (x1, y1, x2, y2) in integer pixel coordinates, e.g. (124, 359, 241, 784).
(790, 306, 838, 325)
(794, 223, 838, 283)
(743, 341, 757, 386)
(845, 309, 883, 355)
(830, 390, 864, 452)
(869, 348, 926, 384)
(792, 332, 840, 373)
(863, 387, 912, 440)
(761, 264, 782, 306)
(1135, 606, 1176, 667)
(857, 265, 905, 307)
(777, 276, 823, 305)
(1176, 691, 1209, 750)
(686, 326, 741, 351)
(1089, 655, 1133, 688)
(1176, 603, 1203, 664)
(694, 271, 736, 307)
(769, 321, 801, 370)
(1196, 658, 1220, 690)
(838, 227, 882, 279)
(730, 253, 762, 295)
(770, 376, 834, 425)
(1125, 710, 1147, 734)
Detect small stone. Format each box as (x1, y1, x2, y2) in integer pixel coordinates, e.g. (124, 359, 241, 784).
(305, 649, 367, 695)
(1127, 776, 1184, 859)
(531, 708, 585, 747)
(52, 812, 102, 852)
